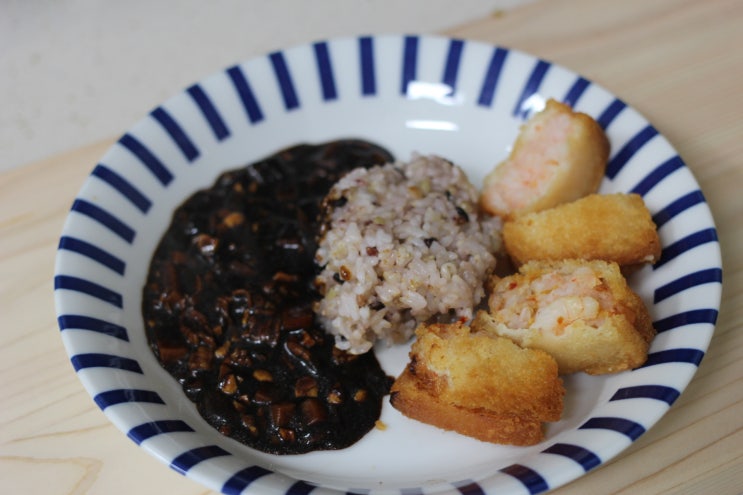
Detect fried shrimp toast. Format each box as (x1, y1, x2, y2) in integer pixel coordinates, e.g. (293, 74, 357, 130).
(390, 369, 546, 446)
(502, 193, 661, 268)
(480, 99, 609, 219)
(390, 322, 564, 445)
(474, 259, 655, 375)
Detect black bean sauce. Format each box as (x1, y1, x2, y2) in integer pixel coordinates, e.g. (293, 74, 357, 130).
(142, 140, 395, 454)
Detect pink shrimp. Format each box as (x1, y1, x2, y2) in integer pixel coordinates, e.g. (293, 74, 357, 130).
(480, 99, 609, 219)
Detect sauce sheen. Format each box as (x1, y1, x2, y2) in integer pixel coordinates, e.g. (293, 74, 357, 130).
(142, 140, 394, 454)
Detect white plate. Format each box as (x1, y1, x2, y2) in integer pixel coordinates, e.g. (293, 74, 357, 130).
(54, 34, 722, 494)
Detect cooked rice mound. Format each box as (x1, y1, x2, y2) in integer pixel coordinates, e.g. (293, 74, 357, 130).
(314, 154, 501, 354)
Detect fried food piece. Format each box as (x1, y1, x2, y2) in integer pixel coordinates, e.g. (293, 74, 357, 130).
(480, 99, 609, 219)
(502, 193, 661, 268)
(390, 322, 564, 445)
(474, 259, 655, 375)
(390, 369, 545, 446)
(406, 323, 564, 419)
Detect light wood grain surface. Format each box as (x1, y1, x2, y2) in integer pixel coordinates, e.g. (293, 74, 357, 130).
(2, 0, 741, 493)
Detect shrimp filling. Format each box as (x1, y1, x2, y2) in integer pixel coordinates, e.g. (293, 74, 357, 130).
(488, 112, 573, 212)
(490, 266, 614, 334)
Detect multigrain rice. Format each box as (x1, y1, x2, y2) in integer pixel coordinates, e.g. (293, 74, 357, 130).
(314, 154, 502, 354)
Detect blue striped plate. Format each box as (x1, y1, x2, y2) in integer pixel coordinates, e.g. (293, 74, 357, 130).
(54, 34, 722, 495)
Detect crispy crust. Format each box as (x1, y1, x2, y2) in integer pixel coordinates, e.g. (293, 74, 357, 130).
(389, 322, 564, 445)
(390, 369, 545, 446)
(480, 99, 609, 219)
(477, 259, 656, 375)
(502, 193, 661, 267)
(407, 323, 564, 420)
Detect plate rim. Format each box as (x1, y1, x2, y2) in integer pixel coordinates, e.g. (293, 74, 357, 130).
(53, 32, 723, 495)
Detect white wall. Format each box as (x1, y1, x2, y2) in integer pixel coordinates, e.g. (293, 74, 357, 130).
(1, 0, 533, 171)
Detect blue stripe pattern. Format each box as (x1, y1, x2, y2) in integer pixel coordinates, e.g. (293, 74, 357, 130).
(54, 275, 122, 308)
(94, 388, 165, 410)
(170, 445, 231, 474)
(654, 308, 719, 333)
(542, 443, 602, 471)
(606, 125, 659, 179)
(630, 155, 685, 196)
(58, 314, 128, 341)
(359, 36, 376, 96)
(655, 228, 719, 268)
(313, 41, 337, 101)
(91, 164, 152, 213)
(286, 480, 316, 495)
(642, 348, 705, 367)
(226, 66, 264, 123)
(579, 417, 646, 440)
(71, 353, 142, 373)
(401, 35, 419, 95)
(610, 385, 680, 405)
(563, 76, 590, 107)
(654, 268, 722, 303)
(119, 133, 174, 185)
(222, 465, 273, 495)
(58, 236, 125, 275)
(653, 190, 706, 228)
(500, 464, 549, 494)
(187, 84, 230, 140)
(270, 51, 300, 110)
(513, 60, 550, 119)
(477, 47, 508, 107)
(151, 107, 200, 162)
(71, 199, 135, 243)
(595, 99, 626, 130)
(53, 36, 722, 495)
(455, 481, 486, 495)
(442, 39, 465, 96)
(128, 420, 194, 444)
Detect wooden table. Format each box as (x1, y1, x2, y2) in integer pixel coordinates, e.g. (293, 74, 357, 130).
(2, 0, 741, 493)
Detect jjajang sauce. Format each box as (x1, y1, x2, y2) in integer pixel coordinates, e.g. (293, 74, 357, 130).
(142, 140, 395, 454)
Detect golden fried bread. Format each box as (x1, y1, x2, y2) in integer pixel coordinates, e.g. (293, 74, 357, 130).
(390, 368, 545, 446)
(390, 322, 564, 445)
(480, 99, 609, 219)
(475, 259, 655, 375)
(407, 322, 564, 420)
(502, 193, 661, 268)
